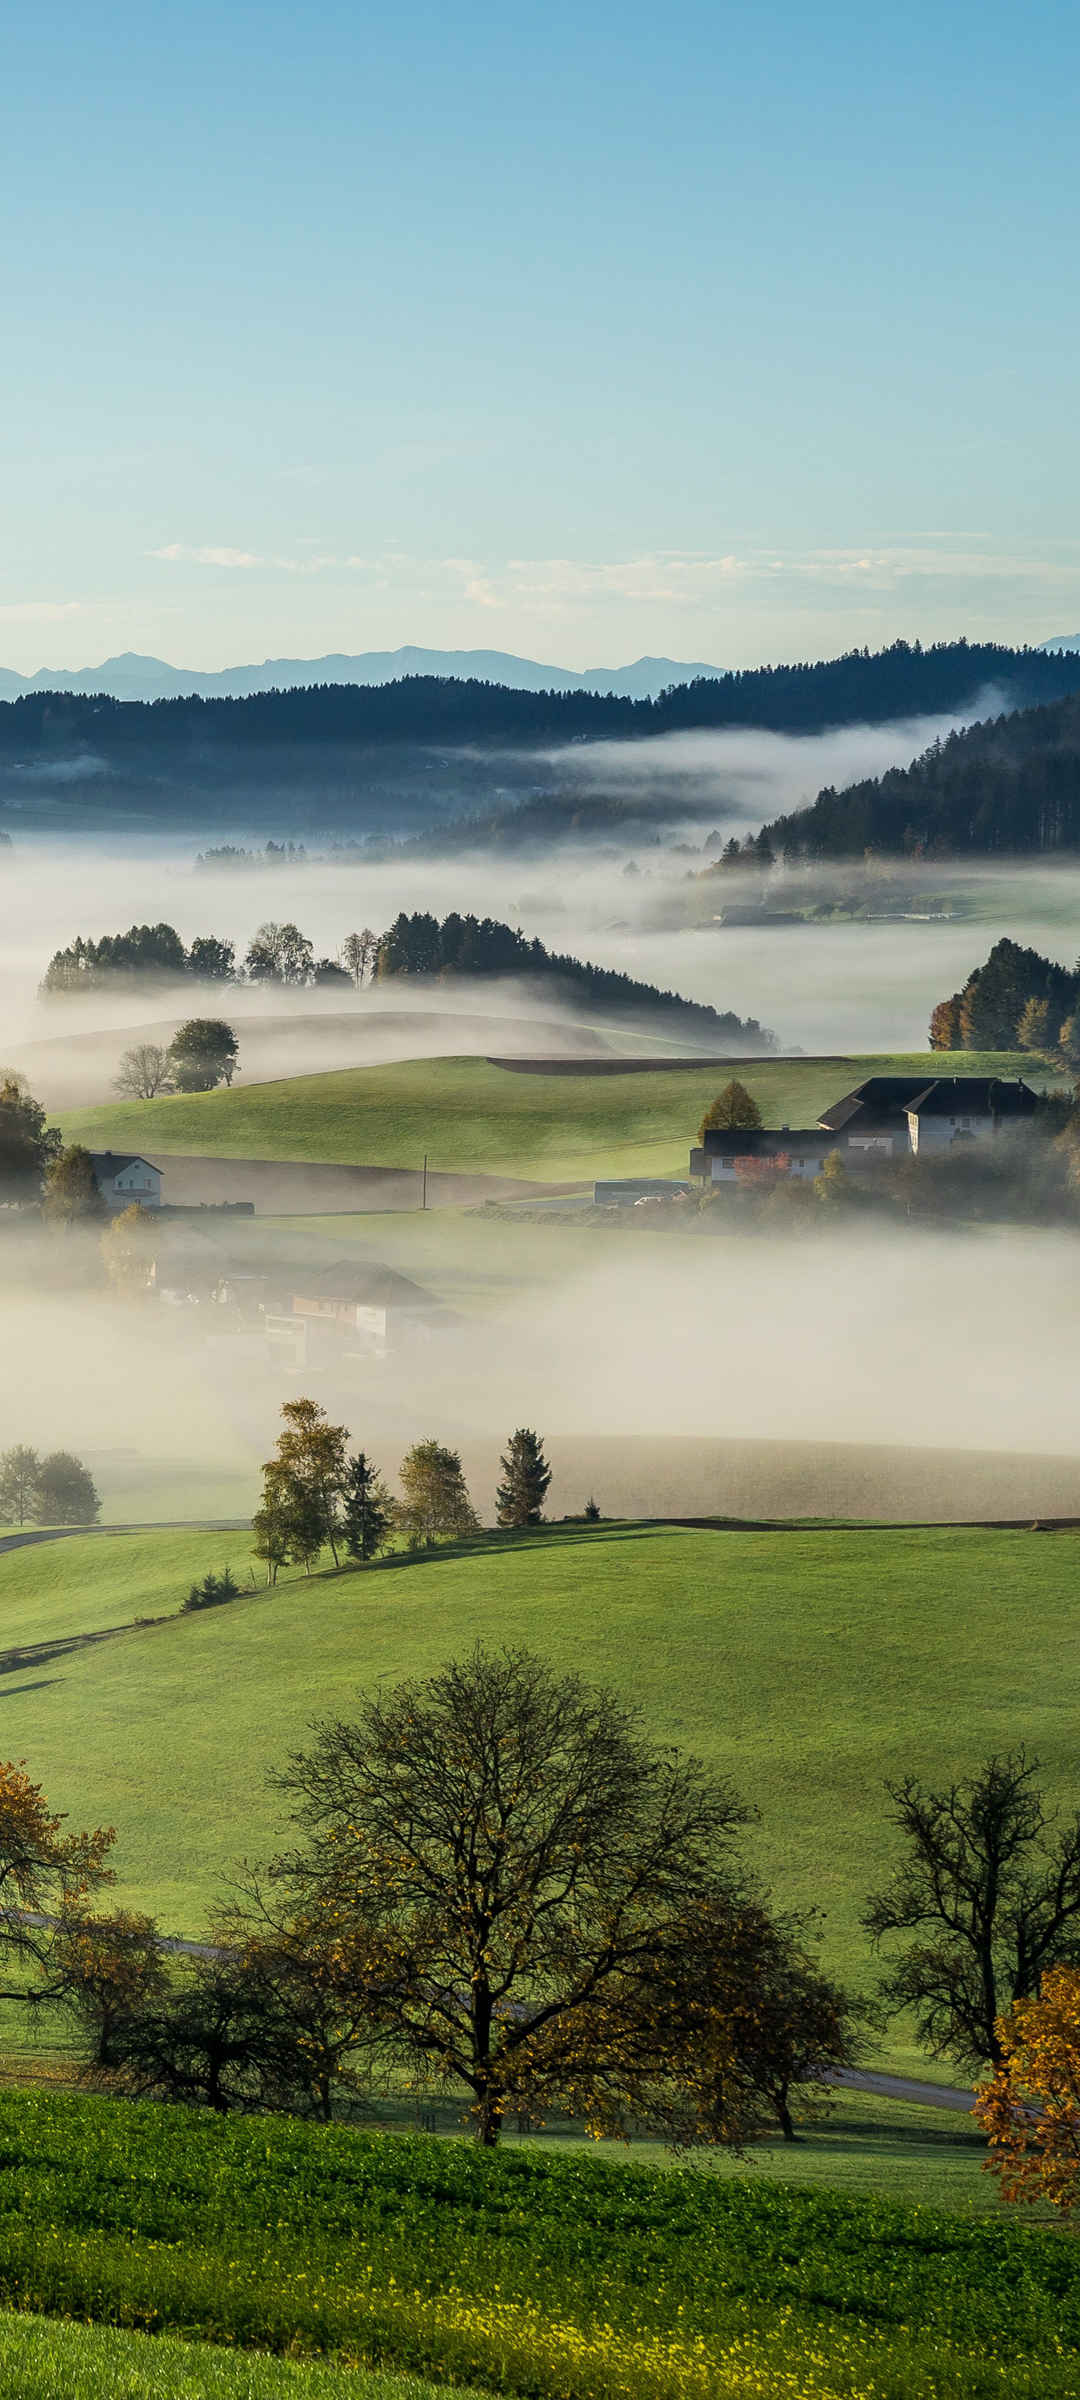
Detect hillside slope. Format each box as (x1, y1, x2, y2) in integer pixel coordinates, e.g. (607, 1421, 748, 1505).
(57, 1049, 1039, 1184)
(4, 1519, 1079, 2067)
(766, 690, 1080, 857)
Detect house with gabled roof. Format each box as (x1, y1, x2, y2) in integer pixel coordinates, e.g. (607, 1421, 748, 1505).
(88, 1152, 163, 1210)
(690, 1074, 1041, 1184)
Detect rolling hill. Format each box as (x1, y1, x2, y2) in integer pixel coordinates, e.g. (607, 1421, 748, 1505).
(764, 689, 1080, 857)
(58, 1048, 1047, 1186)
(2, 1517, 1079, 2078)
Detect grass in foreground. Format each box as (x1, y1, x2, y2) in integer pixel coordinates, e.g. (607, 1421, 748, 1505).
(2, 1519, 1079, 2056)
(0, 2088, 1072, 2400)
(56, 1048, 1048, 1183)
(0, 2312, 470, 2400)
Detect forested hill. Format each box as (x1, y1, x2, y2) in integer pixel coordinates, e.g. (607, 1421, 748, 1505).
(3, 638, 1080, 761)
(763, 692, 1080, 858)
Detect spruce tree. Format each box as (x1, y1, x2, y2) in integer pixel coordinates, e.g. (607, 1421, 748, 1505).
(495, 1429, 552, 1528)
(342, 1452, 392, 1562)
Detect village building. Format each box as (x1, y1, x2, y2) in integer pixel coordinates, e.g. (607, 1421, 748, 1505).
(690, 1075, 1040, 1184)
(88, 1152, 163, 1210)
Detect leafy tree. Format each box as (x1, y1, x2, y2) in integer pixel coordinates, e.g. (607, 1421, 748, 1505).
(813, 1149, 852, 1209)
(341, 930, 377, 987)
(167, 1019, 239, 1092)
(495, 1428, 552, 1528)
(636, 1893, 866, 2146)
(43, 1146, 106, 1225)
(56, 1910, 168, 2072)
(187, 935, 236, 982)
(113, 1043, 171, 1099)
(0, 1761, 115, 2016)
(341, 1452, 392, 1563)
(397, 1440, 478, 1543)
(863, 1750, 1080, 2070)
(0, 1076, 60, 1199)
(0, 1446, 41, 1526)
(1017, 996, 1051, 1053)
(1059, 1014, 1080, 1074)
(252, 1479, 291, 1587)
(244, 923, 315, 985)
(259, 1399, 349, 1573)
(312, 958, 351, 988)
(261, 1644, 752, 2143)
(36, 1453, 100, 1526)
(101, 1202, 157, 1294)
(697, 1081, 762, 1140)
(929, 995, 963, 1051)
(975, 1965, 1080, 2214)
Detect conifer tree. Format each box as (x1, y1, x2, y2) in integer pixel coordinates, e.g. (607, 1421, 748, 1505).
(495, 1429, 552, 1528)
(342, 1452, 393, 1562)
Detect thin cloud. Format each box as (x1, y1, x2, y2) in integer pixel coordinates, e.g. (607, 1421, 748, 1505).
(0, 600, 82, 623)
(150, 544, 261, 568)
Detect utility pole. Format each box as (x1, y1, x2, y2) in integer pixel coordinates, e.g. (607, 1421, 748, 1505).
(421, 1153, 428, 1211)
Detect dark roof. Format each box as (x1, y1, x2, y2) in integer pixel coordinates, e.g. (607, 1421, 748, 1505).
(297, 1263, 437, 1311)
(903, 1077, 1038, 1117)
(88, 1151, 162, 1176)
(817, 1075, 1039, 1132)
(701, 1129, 828, 1157)
(816, 1078, 928, 1132)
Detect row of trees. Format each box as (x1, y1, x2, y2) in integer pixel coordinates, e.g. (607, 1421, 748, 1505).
(252, 1405, 553, 1581)
(42, 921, 353, 995)
(930, 935, 1080, 1058)
(40, 912, 774, 1046)
(0, 1445, 99, 1526)
(114, 1018, 240, 1098)
(371, 912, 773, 1043)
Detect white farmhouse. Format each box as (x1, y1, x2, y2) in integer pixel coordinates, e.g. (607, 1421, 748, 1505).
(88, 1152, 163, 1211)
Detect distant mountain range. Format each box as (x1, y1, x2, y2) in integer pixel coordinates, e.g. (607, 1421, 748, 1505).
(0, 647, 723, 705)
(1041, 636, 1080, 654)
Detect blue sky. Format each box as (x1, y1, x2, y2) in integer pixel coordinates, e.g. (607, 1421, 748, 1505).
(3, 0, 1078, 671)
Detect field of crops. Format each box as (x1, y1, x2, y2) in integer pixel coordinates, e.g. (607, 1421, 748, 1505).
(0, 2088, 1073, 2400)
(57, 1048, 1041, 1184)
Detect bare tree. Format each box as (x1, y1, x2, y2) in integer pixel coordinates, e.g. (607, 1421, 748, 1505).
(863, 1749, 1080, 2069)
(114, 1044, 171, 1100)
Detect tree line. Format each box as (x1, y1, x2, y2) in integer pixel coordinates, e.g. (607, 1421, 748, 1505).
(252, 1401, 552, 1581)
(41, 912, 776, 1045)
(7, 643, 1080, 766)
(762, 692, 1080, 860)
(929, 934, 1080, 1058)
(0, 1446, 99, 1526)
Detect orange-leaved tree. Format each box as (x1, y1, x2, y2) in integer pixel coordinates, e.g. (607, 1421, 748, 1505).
(0, 1761, 115, 2013)
(975, 1966, 1080, 2214)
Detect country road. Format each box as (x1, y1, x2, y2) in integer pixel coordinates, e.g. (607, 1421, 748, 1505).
(0, 1520, 249, 1556)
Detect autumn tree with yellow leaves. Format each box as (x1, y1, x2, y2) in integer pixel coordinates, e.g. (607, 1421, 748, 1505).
(976, 1966, 1080, 2214)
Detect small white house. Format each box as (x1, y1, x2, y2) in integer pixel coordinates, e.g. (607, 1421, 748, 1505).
(88, 1152, 163, 1211)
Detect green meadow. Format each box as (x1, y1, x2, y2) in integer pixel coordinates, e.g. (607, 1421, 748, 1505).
(57, 1049, 1045, 1184)
(0, 1518, 1076, 2073)
(0, 2312, 467, 2400)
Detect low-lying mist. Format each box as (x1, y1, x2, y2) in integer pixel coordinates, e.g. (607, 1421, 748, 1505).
(2, 1225, 1078, 1526)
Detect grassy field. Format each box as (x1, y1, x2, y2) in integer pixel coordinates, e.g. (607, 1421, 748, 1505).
(0, 2087, 1070, 2399)
(56, 1049, 1048, 1184)
(0, 2313, 469, 2400)
(1, 1518, 1078, 2076)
